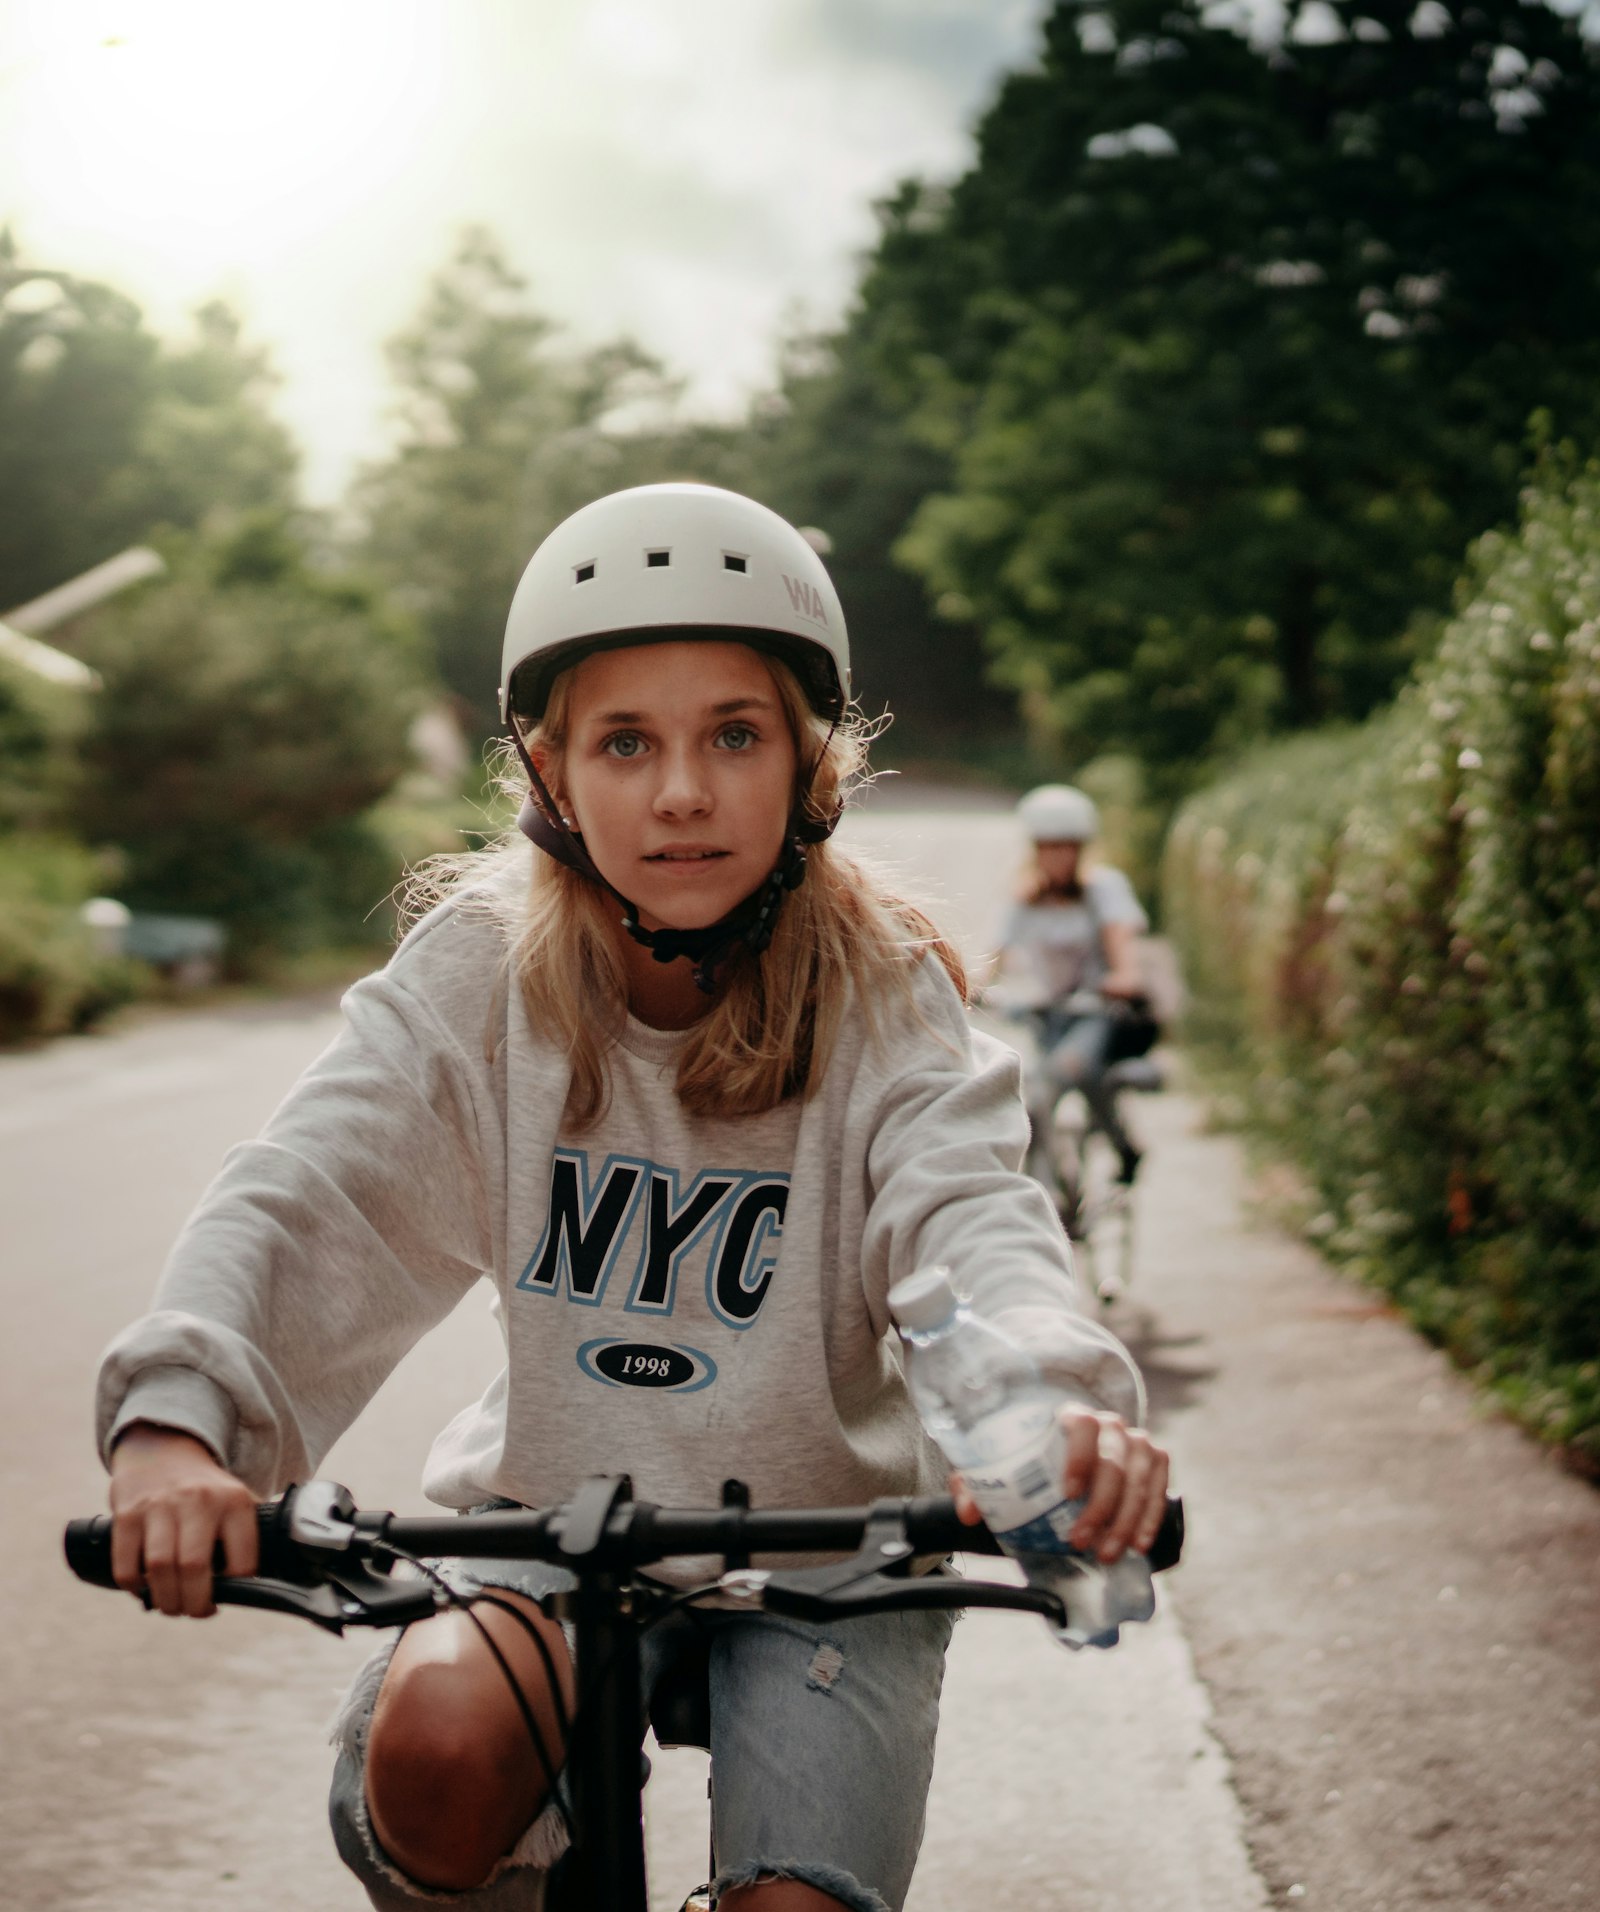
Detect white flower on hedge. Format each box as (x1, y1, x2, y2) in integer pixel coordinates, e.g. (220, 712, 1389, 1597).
(1458, 746, 1484, 769)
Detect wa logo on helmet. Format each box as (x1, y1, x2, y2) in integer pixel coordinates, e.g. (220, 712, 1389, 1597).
(781, 574, 829, 627)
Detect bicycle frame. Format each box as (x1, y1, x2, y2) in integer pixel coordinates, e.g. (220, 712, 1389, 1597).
(65, 1476, 1183, 1911)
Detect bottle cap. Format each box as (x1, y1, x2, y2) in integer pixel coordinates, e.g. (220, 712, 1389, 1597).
(888, 1267, 959, 1332)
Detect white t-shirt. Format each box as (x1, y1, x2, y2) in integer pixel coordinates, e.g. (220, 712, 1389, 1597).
(1000, 866, 1147, 1004)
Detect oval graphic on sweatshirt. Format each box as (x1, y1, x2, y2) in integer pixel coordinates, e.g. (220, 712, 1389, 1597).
(576, 1337, 717, 1394)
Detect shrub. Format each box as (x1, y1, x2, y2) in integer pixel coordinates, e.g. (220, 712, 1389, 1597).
(0, 651, 84, 832)
(1164, 447, 1600, 1467)
(0, 836, 143, 1043)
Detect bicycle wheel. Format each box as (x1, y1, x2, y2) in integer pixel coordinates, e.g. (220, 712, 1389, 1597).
(1058, 1105, 1136, 1305)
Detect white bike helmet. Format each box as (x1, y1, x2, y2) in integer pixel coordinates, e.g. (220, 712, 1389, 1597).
(1018, 784, 1100, 843)
(500, 483, 850, 728)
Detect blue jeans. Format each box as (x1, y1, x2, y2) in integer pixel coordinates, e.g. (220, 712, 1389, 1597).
(329, 1549, 955, 1912)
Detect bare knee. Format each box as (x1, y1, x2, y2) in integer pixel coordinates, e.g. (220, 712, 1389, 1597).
(365, 1596, 571, 1890)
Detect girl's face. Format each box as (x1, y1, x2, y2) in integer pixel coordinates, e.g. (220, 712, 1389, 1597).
(1036, 840, 1083, 890)
(547, 639, 799, 932)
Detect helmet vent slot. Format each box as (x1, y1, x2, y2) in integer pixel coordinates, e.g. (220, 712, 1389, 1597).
(723, 552, 748, 573)
(574, 562, 595, 584)
(645, 548, 671, 568)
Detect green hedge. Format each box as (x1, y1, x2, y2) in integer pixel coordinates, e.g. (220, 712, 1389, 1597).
(1163, 449, 1600, 1468)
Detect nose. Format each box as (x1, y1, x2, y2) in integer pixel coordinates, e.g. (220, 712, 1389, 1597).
(652, 742, 712, 820)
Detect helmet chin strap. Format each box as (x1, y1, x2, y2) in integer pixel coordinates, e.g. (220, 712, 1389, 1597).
(509, 726, 837, 994)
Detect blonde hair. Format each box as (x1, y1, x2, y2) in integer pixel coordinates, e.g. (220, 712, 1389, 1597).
(407, 648, 966, 1124)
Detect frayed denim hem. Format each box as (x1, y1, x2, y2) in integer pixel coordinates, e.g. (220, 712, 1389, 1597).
(712, 1859, 891, 1912)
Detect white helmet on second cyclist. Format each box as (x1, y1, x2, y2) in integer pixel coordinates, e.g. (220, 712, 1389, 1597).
(1018, 783, 1100, 844)
(500, 483, 850, 729)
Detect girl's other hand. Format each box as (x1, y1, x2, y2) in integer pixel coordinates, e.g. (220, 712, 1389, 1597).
(1059, 1408, 1168, 1563)
(108, 1423, 259, 1618)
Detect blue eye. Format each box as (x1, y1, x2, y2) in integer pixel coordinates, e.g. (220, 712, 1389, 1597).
(719, 724, 757, 751)
(603, 732, 645, 759)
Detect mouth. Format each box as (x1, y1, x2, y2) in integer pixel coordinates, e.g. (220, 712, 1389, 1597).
(644, 848, 730, 864)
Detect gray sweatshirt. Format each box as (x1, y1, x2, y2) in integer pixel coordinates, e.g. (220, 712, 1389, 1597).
(96, 894, 1144, 1532)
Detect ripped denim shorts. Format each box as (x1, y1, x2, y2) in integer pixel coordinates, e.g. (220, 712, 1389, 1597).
(328, 1539, 956, 1912)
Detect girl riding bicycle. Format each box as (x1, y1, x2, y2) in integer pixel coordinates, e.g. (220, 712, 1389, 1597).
(994, 785, 1153, 1202)
(96, 485, 1170, 1912)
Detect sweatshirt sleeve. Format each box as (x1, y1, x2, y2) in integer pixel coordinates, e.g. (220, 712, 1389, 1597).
(94, 907, 507, 1494)
(858, 956, 1145, 1423)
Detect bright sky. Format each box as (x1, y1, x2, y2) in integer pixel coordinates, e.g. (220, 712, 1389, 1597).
(0, 0, 1046, 502)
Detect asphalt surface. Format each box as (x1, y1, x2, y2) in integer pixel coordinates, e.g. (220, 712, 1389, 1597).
(3, 801, 1596, 1910)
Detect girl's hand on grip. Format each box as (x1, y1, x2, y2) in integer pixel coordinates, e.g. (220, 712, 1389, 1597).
(1060, 1408, 1169, 1564)
(108, 1423, 259, 1618)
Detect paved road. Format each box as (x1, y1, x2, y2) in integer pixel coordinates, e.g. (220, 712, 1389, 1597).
(2, 803, 1596, 1909)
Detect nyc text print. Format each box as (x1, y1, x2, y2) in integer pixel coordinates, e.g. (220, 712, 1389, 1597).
(516, 1149, 790, 1394)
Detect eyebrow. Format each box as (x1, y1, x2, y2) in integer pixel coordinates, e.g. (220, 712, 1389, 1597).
(589, 696, 777, 724)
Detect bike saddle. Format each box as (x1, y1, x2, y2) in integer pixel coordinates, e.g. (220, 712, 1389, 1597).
(1103, 1057, 1163, 1094)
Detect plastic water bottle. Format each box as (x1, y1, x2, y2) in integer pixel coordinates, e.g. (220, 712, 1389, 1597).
(889, 1266, 1155, 1649)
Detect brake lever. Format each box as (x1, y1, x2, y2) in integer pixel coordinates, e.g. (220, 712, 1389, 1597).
(721, 1500, 1071, 1626)
(206, 1564, 438, 1634)
(213, 1482, 439, 1632)
(749, 1565, 1070, 1630)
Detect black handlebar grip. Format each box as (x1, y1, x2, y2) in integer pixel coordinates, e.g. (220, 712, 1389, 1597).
(1149, 1493, 1184, 1574)
(64, 1515, 116, 1588)
(63, 1501, 309, 1593)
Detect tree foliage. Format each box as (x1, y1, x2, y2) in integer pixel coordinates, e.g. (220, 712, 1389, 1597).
(0, 653, 84, 834)
(352, 228, 728, 730)
(0, 233, 297, 612)
(736, 311, 1013, 748)
(821, 0, 1600, 786)
(70, 515, 428, 961)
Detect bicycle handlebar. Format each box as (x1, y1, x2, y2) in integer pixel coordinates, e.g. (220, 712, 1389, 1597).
(64, 1478, 1183, 1635)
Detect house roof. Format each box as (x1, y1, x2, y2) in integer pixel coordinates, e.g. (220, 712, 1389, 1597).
(0, 620, 100, 689)
(2, 546, 165, 637)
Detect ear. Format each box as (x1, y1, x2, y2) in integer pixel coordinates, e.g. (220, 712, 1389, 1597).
(527, 749, 577, 833)
(529, 745, 568, 818)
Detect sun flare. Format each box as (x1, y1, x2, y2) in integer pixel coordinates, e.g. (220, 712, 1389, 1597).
(7, 1, 442, 271)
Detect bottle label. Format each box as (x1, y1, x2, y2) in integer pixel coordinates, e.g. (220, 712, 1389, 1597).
(959, 1415, 1083, 1551)
(993, 1502, 1084, 1554)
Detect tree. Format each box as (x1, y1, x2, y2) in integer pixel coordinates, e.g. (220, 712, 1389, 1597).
(107, 299, 299, 536)
(70, 514, 428, 961)
(738, 300, 1013, 748)
(0, 234, 156, 609)
(0, 234, 298, 612)
(353, 229, 696, 731)
(861, 0, 1600, 785)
